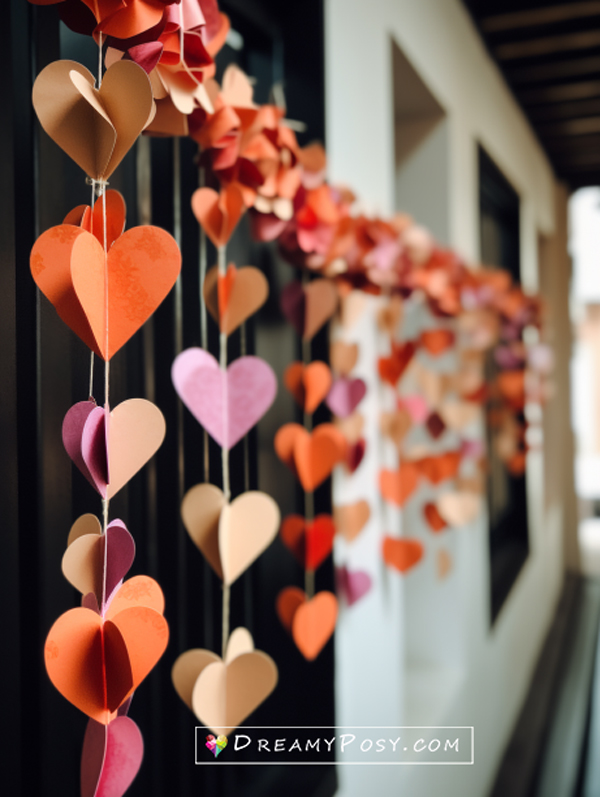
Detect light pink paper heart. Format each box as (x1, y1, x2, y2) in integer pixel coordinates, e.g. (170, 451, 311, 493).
(172, 348, 277, 449)
(326, 377, 366, 418)
(399, 395, 429, 424)
(335, 566, 372, 606)
(80, 716, 144, 797)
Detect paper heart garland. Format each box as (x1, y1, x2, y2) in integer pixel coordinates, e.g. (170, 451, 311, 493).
(31, 223, 181, 360)
(172, 348, 277, 449)
(45, 578, 168, 723)
(284, 361, 332, 414)
(330, 341, 359, 376)
(437, 491, 481, 527)
(326, 376, 367, 418)
(80, 717, 144, 797)
(203, 263, 269, 335)
(379, 462, 421, 507)
(335, 566, 372, 606)
(382, 537, 424, 573)
(279, 514, 335, 570)
(62, 519, 135, 608)
(276, 588, 338, 661)
(274, 423, 346, 492)
(191, 184, 245, 248)
(32, 60, 155, 181)
(280, 278, 339, 341)
(63, 399, 166, 499)
(333, 500, 371, 543)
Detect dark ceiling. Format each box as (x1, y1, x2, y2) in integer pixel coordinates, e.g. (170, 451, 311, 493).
(464, 0, 600, 189)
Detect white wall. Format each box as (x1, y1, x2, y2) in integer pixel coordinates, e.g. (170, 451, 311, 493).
(325, 2, 563, 795)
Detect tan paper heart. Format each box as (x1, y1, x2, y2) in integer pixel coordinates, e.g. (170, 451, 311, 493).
(172, 649, 221, 711)
(181, 483, 227, 579)
(437, 492, 481, 527)
(340, 290, 367, 328)
(67, 513, 101, 547)
(330, 341, 359, 376)
(439, 401, 480, 430)
(303, 279, 339, 341)
(203, 264, 269, 335)
(219, 492, 280, 586)
(32, 60, 155, 181)
(62, 534, 103, 597)
(380, 409, 412, 448)
(107, 399, 166, 499)
(334, 500, 371, 542)
(334, 412, 365, 444)
(191, 651, 278, 735)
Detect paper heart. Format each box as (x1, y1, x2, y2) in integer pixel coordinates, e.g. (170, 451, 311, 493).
(417, 451, 462, 485)
(399, 395, 429, 424)
(339, 290, 367, 328)
(181, 483, 226, 579)
(326, 376, 366, 418)
(64, 189, 126, 250)
(219, 492, 280, 585)
(279, 514, 335, 570)
(330, 341, 359, 376)
(345, 438, 366, 473)
(292, 592, 338, 661)
(380, 409, 412, 448)
(333, 500, 370, 543)
(45, 603, 168, 723)
(423, 503, 448, 533)
(172, 627, 256, 713)
(335, 412, 365, 444)
(62, 520, 135, 607)
(276, 587, 306, 632)
(104, 575, 165, 618)
(335, 566, 372, 606)
(382, 537, 424, 573)
(80, 716, 144, 797)
(413, 362, 450, 407)
(191, 184, 245, 248)
(426, 411, 446, 440)
(172, 348, 277, 449)
(191, 650, 278, 735)
(68, 513, 102, 546)
(280, 278, 339, 341)
(377, 296, 403, 334)
(437, 491, 481, 527)
(31, 223, 181, 359)
(378, 341, 417, 386)
(63, 401, 107, 493)
(274, 423, 345, 492)
(284, 361, 332, 414)
(379, 462, 421, 506)
(420, 329, 455, 356)
(437, 549, 452, 580)
(203, 263, 269, 335)
(32, 60, 155, 180)
(440, 401, 480, 430)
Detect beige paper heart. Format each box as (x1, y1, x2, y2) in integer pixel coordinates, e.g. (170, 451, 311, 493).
(439, 401, 480, 430)
(62, 534, 103, 597)
(107, 399, 166, 499)
(330, 341, 359, 376)
(437, 492, 481, 527)
(219, 492, 280, 586)
(172, 649, 221, 711)
(225, 627, 255, 664)
(380, 409, 412, 447)
(181, 483, 226, 579)
(191, 651, 278, 735)
(33, 60, 155, 181)
(340, 290, 367, 328)
(304, 279, 339, 341)
(67, 513, 101, 547)
(334, 500, 371, 542)
(334, 412, 365, 444)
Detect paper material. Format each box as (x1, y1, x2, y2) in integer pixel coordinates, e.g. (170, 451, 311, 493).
(191, 185, 245, 247)
(382, 537, 424, 573)
(80, 716, 143, 797)
(32, 60, 155, 180)
(284, 361, 332, 414)
(181, 483, 226, 579)
(437, 491, 481, 527)
(280, 514, 335, 570)
(335, 566, 372, 606)
(291, 591, 338, 661)
(64, 189, 126, 249)
(68, 513, 102, 546)
(326, 376, 366, 418)
(420, 328, 455, 356)
(203, 263, 268, 335)
(274, 423, 346, 492)
(345, 439, 366, 473)
(172, 348, 277, 449)
(423, 502, 448, 533)
(339, 290, 367, 329)
(219, 491, 280, 585)
(330, 341, 359, 376)
(280, 278, 339, 341)
(333, 501, 370, 543)
(379, 462, 421, 507)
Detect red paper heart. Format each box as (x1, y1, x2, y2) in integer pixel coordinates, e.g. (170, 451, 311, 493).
(280, 514, 335, 570)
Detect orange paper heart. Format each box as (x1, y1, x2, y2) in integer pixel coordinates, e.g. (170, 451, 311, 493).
(280, 591, 338, 661)
(420, 329, 455, 356)
(203, 263, 268, 335)
(191, 184, 245, 248)
(379, 462, 421, 506)
(333, 500, 371, 542)
(275, 423, 346, 492)
(330, 341, 359, 376)
(382, 537, 424, 573)
(283, 361, 332, 414)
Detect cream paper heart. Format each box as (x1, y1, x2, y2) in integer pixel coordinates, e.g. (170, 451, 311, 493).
(172, 627, 257, 712)
(219, 492, 280, 586)
(437, 491, 481, 527)
(67, 513, 101, 547)
(107, 400, 166, 499)
(191, 650, 278, 736)
(32, 60, 155, 181)
(181, 484, 227, 579)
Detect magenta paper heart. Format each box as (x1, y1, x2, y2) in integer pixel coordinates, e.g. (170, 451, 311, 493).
(346, 439, 366, 473)
(80, 717, 144, 797)
(172, 348, 277, 449)
(103, 521, 136, 609)
(63, 401, 109, 495)
(399, 395, 429, 424)
(335, 566, 372, 606)
(326, 377, 366, 418)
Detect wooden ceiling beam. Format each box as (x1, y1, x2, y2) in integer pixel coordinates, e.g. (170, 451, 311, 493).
(495, 29, 600, 61)
(482, 2, 600, 33)
(518, 80, 600, 105)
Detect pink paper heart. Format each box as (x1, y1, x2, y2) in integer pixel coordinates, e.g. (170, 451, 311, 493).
(172, 348, 277, 449)
(63, 401, 109, 494)
(399, 395, 429, 424)
(104, 521, 136, 609)
(80, 716, 144, 797)
(326, 377, 366, 418)
(335, 566, 372, 606)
